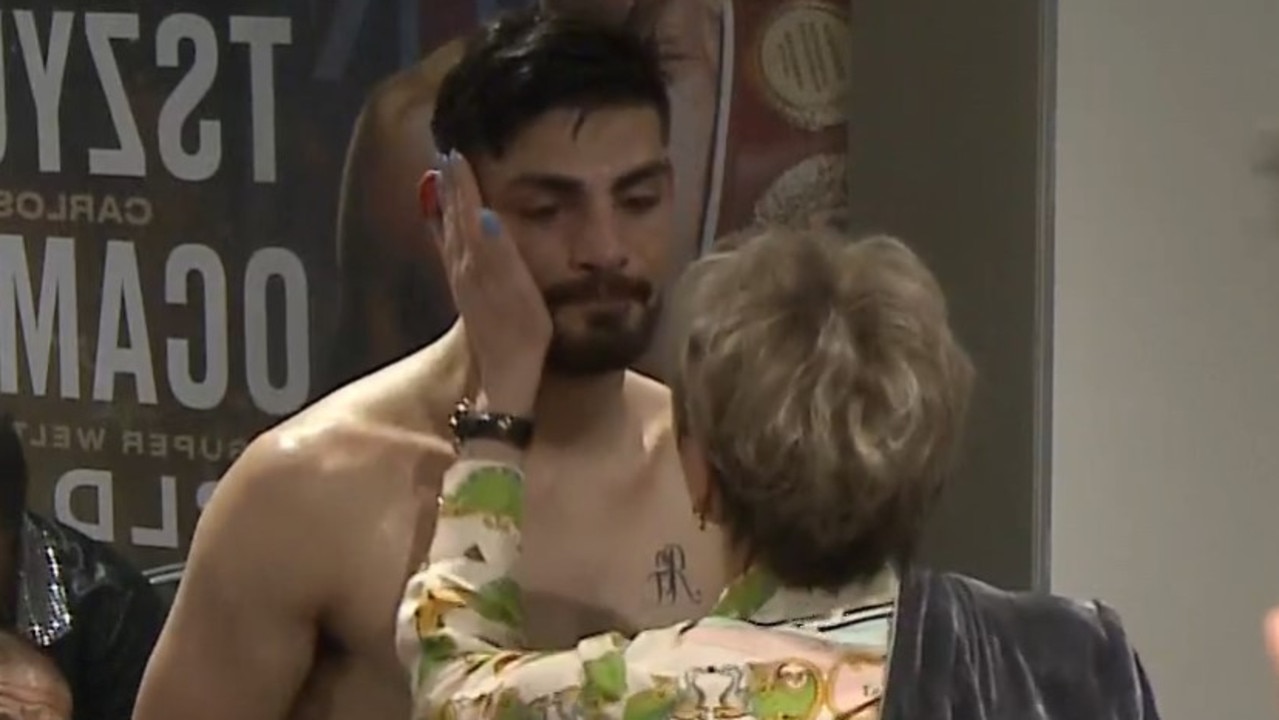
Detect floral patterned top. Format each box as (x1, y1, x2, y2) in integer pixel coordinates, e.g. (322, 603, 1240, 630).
(396, 460, 899, 720)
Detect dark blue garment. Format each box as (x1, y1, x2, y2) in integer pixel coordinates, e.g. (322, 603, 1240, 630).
(19, 512, 165, 720)
(883, 567, 1159, 720)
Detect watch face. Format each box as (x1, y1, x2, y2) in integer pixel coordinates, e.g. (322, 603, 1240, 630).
(449, 400, 472, 433)
(447, 405, 534, 449)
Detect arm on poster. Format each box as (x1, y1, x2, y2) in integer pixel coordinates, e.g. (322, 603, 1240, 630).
(333, 96, 423, 368)
(330, 57, 459, 387)
(72, 548, 166, 720)
(133, 442, 329, 720)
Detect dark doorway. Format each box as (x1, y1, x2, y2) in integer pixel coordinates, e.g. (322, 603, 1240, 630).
(846, 0, 1056, 589)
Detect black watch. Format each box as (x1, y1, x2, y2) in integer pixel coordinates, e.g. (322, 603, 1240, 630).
(448, 399, 535, 450)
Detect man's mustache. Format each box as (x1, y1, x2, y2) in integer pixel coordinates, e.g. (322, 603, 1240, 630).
(543, 273, 653, 308)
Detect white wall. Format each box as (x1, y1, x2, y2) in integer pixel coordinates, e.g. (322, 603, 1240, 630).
(1052, 0, 1279, 716)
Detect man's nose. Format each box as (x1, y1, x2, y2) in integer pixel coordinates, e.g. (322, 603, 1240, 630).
(570, 210, 629, 272)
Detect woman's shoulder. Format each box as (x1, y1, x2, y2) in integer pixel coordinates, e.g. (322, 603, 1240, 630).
(629, 617, 884, 674)
(615, 619, 888, 720)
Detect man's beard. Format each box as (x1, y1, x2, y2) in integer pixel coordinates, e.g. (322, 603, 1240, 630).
(542, 273, 660, 376)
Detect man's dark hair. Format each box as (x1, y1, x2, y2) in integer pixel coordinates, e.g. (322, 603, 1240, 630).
(432, 7, 671, 159)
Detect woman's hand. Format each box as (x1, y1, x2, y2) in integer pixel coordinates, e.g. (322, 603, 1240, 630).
(434, 151, 551, 415)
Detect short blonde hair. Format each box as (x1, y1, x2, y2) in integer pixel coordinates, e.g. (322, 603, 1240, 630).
(672, 228, 974, 589)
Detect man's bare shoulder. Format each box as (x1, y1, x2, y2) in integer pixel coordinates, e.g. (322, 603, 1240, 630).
(215, 353, 458, 519)
(242, 412, 448, 492)
(274, 357, 454, 466)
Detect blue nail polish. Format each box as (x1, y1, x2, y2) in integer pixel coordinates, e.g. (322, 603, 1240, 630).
(436, 151, 450, 168)
(479, 208, 502, 238)
(449, 149, 463, 164)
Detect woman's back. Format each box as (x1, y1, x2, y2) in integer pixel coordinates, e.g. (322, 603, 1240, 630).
(410, 602, 895, 720)
(395, 211, 1159, 719)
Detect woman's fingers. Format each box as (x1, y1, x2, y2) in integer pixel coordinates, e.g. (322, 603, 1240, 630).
(451, 152, 485, 242)
(460, 155, 511, 288)
(441, 151, 499, 271)
(435, 151, 537, 322)
(439, 153, 468, 272)
(447, 152, 518, 279)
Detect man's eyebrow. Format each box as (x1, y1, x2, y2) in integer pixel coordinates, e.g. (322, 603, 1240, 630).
(507, 172, 582, 194)
(613, 159, 672, 192)
(505, 159, 672, 195)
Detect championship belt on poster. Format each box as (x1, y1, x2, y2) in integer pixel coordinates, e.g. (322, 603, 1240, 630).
(704, 0, 850, 251)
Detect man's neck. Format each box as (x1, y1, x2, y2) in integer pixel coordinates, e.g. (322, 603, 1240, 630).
(533, 370, 629, 444)
(437, 322, 631, 444)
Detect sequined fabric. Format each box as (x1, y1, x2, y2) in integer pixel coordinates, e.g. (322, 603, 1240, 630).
(16, 513, 167, 720)
(17, 513, 74, 647)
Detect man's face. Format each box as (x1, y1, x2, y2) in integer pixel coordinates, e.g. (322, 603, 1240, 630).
(475, 106, 674, 375)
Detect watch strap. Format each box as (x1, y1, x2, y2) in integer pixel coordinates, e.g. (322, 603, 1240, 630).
(448, 400, 534, 450)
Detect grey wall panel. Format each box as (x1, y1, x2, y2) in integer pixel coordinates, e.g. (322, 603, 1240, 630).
(845, 0, 1054, 590)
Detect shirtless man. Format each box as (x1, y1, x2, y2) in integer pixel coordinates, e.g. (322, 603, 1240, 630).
(132, 11, 725, 720)
(326, 0, 850, 388)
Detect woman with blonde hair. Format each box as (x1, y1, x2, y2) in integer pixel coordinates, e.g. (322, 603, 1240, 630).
(397, 154, 1160, 719)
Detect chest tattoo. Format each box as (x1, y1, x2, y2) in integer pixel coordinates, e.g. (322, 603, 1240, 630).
(649, 543, 702, 605)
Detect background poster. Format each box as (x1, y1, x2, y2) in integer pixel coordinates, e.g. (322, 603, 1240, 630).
(0, 0, 850, 584)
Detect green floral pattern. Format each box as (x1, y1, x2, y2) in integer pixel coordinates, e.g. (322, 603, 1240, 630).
(398, 460, 898, 720)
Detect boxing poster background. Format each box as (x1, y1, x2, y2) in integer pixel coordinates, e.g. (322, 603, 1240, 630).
(0, 0, 850, 576)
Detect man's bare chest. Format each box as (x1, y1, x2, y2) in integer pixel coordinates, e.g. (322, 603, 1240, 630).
(512, 473, 722, 644)
(289, 650, 409, 720)
(331, 527, 715, 680)
(333, 464, 721, 655)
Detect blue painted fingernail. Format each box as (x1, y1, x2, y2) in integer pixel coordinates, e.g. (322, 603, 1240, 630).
(436, 151, 450, 168)
(449, 149, 463, 164)
(479, 208, 502, 238)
